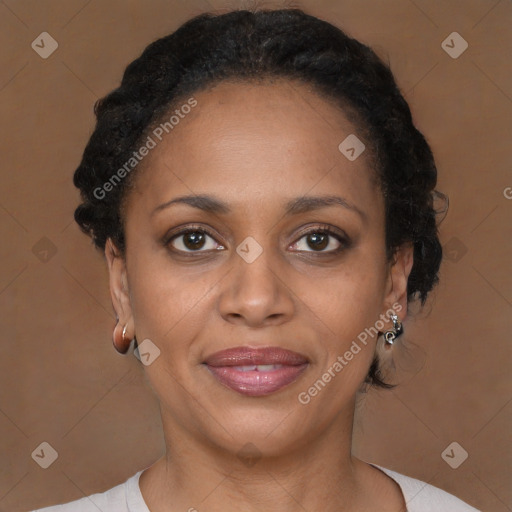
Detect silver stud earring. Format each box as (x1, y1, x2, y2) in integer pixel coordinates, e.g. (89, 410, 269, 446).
(384, 313, 403, 345)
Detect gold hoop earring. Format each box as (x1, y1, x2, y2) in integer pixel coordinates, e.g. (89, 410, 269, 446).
(113, 323, 130, 354)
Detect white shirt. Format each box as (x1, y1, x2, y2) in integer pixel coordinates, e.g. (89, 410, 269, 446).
(32, 463, 481, 511)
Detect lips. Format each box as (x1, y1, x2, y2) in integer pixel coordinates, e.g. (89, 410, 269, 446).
(203, 346, 309, 397)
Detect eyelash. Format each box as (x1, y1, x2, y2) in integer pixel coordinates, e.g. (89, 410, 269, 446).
(164, 224, 351, 257)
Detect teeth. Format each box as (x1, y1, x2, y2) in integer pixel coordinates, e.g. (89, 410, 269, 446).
(257, 364, 281, 371)
(232, 364, 284, 372)
(233, 365, 257, 372)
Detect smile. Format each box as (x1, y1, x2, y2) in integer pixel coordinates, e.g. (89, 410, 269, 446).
(203, 346, 309, 397)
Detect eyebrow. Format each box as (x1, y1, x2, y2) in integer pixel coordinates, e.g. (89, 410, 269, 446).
(151, 194, 367, 222)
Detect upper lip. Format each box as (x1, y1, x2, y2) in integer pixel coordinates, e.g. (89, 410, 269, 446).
(204, 346, 309, 367)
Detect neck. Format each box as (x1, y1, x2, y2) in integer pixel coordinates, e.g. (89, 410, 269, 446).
(139, 399, 371, 512)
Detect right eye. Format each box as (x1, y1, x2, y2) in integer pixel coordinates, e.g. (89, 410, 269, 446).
(166, 226, 225, 253)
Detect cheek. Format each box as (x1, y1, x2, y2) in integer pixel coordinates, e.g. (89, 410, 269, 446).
(127, 249, 221, 356)
(297, 254, 386, 339)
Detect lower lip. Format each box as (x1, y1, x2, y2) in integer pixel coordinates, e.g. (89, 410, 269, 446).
(205, 364, 308, 396)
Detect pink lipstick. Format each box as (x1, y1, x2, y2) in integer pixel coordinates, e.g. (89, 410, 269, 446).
(203, 346, 308, 396)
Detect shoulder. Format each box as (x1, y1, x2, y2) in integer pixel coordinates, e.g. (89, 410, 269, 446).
(31, 470, 149, 512)
(370, 463, 481, 512)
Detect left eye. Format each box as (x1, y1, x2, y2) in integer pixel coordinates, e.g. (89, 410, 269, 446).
(291, 229, 347, 253)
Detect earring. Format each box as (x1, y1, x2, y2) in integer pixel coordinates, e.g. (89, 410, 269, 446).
(383, 313, 403, 345)
(112, 323, 131, 354)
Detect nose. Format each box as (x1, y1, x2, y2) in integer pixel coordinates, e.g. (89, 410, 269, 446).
(217, 242, 295, 328)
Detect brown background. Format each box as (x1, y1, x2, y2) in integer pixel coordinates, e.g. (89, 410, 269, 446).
(0, 0, 511, 511)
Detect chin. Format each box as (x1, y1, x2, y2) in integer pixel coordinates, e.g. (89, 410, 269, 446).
(196, 399, 313, 458)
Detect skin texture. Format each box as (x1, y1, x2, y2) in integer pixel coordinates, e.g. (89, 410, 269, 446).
(105, 79, 413, 512)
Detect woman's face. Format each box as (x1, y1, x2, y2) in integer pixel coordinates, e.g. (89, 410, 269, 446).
(106, 79, 412, 457)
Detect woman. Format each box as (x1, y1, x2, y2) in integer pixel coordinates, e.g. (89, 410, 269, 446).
(33, 7, 480, 512)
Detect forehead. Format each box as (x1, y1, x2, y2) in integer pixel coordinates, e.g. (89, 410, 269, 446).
(125, 79, 381, 219)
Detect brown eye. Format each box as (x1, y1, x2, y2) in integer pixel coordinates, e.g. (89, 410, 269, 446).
(305, 232, 329, 251)
(182, 231, 207, 250)
(291, 227, 349, 254)
(167, 228, 223, 253)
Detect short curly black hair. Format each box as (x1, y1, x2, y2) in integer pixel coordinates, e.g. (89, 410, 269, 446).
(73, 8, 447, 389)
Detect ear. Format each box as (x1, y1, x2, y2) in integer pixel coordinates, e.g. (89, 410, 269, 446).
(382, 242, 414, 321)
(105, 238, 134, 336)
